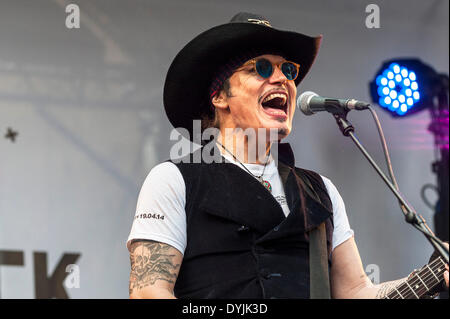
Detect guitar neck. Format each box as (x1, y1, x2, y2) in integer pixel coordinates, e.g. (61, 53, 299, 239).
(385, 257, 446, 299)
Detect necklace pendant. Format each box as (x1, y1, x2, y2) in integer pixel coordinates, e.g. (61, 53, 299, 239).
(261, 179, 272, 193)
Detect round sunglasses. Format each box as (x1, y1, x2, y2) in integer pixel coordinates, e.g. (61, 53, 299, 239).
(239, 58, 300, 81)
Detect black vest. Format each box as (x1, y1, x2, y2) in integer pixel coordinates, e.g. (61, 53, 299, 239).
(171, 143, 334, 299)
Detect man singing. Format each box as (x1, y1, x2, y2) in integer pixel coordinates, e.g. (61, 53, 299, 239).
(126, 12, 449, 299)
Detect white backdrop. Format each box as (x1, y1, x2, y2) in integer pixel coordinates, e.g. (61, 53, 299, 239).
(0, 0, 448, 298)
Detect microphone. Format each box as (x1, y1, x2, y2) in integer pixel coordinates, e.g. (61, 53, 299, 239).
(297, 91, 370, 115)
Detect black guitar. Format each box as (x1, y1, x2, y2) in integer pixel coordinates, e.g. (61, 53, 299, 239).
(384, 257, 447, 299)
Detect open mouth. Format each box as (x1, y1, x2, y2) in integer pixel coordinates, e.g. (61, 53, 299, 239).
(260, 92, 289, 118)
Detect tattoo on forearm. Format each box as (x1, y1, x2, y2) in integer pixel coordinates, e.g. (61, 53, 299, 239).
(129, 240, 181, 295)
(375, 279, 406, 299)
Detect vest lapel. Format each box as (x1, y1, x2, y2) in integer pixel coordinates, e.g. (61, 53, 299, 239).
(278, 143, 332, 232)
(197, 142, 331, 240)
(256, 145, 332, 243)
(198, 162, 286, 234)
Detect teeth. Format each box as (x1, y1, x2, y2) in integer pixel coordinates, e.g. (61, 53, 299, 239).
(262, 93, 287, 104)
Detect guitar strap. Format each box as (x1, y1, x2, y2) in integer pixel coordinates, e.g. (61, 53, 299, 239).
(309, 222, 331, 298)
(292, 167, 331, 299)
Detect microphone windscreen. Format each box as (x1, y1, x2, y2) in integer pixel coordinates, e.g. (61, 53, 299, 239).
(297, 91, 318, 115)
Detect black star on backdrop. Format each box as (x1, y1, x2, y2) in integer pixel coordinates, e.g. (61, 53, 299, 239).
(5, 127, 18, 142)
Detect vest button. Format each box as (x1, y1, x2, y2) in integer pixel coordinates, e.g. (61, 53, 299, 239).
(273, 226, 279, 231)
(237, 225, 249, 232)
(260, 269, 282, 280)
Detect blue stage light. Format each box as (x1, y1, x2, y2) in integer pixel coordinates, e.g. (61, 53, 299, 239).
(403, 78, 411, 86)
(401, 68, 408, 78)
(389, 90, 397, 99)
(369, 58, 438, 117)
(370, 58, 449, 244)
(376, 75, 382, 85)
(388, 80, 395, 89)
(392, 64, 400, 73)
(407, 98, 414, 106)
(392, 100, 400, 109)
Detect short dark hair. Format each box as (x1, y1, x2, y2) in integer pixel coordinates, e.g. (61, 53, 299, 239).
(221, 77, 233, 98)
(201, 77, 232, 130)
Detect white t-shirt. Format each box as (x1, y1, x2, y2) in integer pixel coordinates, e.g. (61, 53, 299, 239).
(127, 156, 354, 255)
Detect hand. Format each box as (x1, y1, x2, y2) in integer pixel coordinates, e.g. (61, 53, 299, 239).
(428, 242, 449, 294)
(445, 263, 449, 288)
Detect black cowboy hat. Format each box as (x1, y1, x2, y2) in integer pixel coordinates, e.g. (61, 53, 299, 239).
(163, 12, 322, 140)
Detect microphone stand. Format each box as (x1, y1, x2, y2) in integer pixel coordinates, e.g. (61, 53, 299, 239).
(333, 110, 449, 264)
